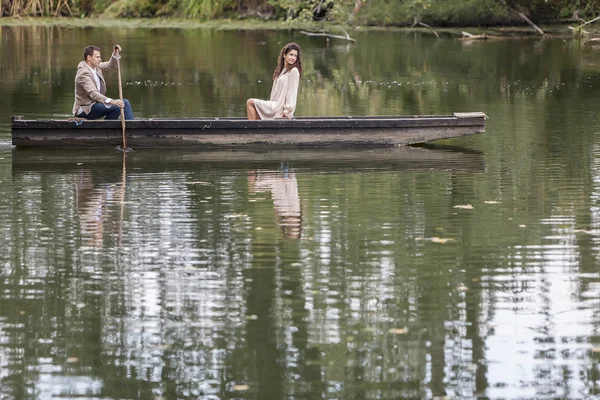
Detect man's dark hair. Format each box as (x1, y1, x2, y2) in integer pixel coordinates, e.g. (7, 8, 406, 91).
(83, 45, 101, 61)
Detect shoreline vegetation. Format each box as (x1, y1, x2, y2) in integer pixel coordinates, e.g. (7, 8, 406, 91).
(0, 16, 594, 39)
(1, 0, 600, 39)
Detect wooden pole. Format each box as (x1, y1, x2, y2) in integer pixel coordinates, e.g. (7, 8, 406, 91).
(117, 151, 126, 247)
(115, 45, 127, 151)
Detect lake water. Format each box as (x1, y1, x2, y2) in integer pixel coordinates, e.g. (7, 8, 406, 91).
(1, 24, 600, 400)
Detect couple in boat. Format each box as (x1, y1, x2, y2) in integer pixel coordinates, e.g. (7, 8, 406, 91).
(73, 42, 302, 121)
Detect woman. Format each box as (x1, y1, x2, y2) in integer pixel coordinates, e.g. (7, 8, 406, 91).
(247, 42, 302, 120)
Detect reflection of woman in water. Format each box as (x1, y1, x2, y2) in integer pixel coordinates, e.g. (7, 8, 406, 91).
(76, 173, 113, 246)
(249, 167, 302, 239)
(246, 43, 302, 120)
(76, 170, 126, 247)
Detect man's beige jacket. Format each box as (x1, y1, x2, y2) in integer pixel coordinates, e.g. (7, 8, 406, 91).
(72, 56, 118, 116)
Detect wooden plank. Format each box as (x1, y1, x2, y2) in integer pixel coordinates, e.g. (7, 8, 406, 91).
(12, 116, 484, 129)
(11, 114, 487, 148)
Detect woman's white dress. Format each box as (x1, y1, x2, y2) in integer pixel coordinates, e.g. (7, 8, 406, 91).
(254, 67, 300, 119)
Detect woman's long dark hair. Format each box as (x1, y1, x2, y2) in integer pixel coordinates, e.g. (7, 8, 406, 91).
(272, 42, 303, 81)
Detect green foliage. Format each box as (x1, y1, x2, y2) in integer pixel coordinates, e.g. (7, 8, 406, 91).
(326, 0, 353, 22)
(349, 0, 509, 26)
(267, 0, 315, 21)
(102, 0, 158, 17)
(96, 0, 237, 19)
(554, 0, 600, 20)
(502, 0, 600, 22)
(422, 0, 509, 26)
(180, 0, 236, 19)
(72, 0, 113, 16)
(4, 0, 600, 26)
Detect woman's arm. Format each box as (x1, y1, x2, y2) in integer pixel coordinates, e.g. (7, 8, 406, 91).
(282, 68, 300, 118)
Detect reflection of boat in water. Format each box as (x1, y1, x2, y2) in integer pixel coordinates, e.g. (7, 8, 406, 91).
(249, 168, 302, 239)
(11, 146, 485, 243)
(11, 147, 483, 242)
(11, 146, 485, 174)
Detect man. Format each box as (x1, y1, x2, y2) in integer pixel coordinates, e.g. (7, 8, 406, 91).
(73, 44, 134, 120)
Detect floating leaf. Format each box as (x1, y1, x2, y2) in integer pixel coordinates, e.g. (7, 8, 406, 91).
(246, 314, 258, 320)
(388, 328, 408, 335)
(453, 204, 473, 209)
(233, 384, 250, 391)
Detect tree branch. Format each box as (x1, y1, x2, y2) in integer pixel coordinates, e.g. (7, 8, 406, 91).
(461, 31, 487, 40)
(300, 29, 356, 42)
(573, 15, 600, 30)
(418, 22, 439, 38)
(518, 12, 545, 36)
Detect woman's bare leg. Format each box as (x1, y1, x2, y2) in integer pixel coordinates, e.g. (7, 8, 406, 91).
(246, 99, 261, 120)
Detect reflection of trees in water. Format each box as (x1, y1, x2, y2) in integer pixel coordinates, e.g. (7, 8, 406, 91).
(3, 26, 597, 121)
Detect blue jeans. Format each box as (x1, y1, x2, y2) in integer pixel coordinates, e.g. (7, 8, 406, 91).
(77, 99, 134, 120)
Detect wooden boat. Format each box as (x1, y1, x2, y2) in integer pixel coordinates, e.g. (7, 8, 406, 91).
(10, 112, 487, 148)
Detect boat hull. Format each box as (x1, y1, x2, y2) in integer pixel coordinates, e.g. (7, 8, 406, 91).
(11, 113, 486, 148)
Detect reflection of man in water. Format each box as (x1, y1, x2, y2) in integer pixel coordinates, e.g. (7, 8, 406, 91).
(249, 166, 302, 239)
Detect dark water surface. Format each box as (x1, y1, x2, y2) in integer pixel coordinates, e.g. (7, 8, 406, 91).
(1, 25, 600, 400)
